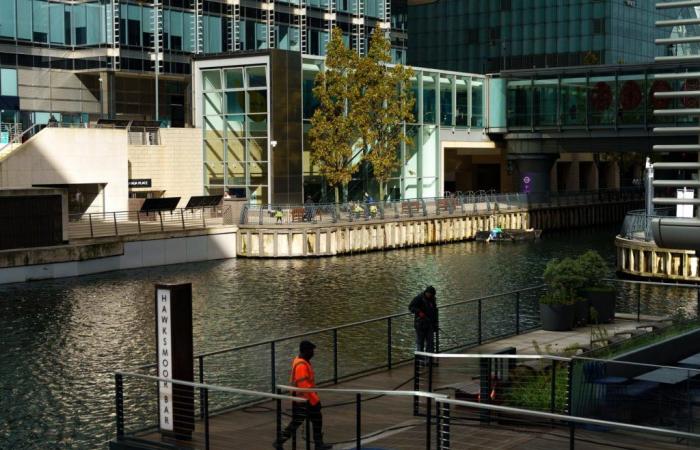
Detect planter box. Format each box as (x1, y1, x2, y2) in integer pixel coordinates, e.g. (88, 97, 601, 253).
(540, 303, 575, 331)
(574, 299, 589, 327)
(584, 289, 615, 324)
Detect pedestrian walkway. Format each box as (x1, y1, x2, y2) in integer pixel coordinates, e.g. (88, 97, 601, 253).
(136, 318, 693, 450)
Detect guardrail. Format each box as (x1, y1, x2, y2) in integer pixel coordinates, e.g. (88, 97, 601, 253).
(619, 207, 676, 242)
(240, 188, 643, 225)
(68, 205, 230, 239)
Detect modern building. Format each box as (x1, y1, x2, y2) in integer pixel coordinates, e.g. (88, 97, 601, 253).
(0, 0, 404, 133)
(407, 0, 698, 74)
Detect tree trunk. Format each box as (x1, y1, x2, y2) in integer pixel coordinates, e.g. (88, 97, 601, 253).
(334, 186, 340, 204)
(379, 182, 385, 203)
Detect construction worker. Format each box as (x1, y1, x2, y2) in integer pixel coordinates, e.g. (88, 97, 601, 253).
(274, 340, 332, 450)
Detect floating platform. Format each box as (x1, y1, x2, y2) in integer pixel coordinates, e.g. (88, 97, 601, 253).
(474, 229, 542, 242)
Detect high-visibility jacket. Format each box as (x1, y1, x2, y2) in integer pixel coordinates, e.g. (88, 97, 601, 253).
(290, 356, 320, 406)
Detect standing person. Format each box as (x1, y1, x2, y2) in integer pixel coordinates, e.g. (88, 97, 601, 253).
(304, 195, 315, 222)
(274, 341, 332, 450)
(408, 286, 438, 353)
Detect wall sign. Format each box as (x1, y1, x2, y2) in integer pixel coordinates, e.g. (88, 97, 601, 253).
(129, 179, 152, 188)
(155, 283, 194, 437)
(156, 288, 174, 431)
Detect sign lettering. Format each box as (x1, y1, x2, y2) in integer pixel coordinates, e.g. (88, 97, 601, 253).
(129, 178, 152, 188)
(157, 289, 173, 431)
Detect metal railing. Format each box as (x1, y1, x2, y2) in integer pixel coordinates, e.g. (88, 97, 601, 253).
(415, 352, 700, 443)
(68, 205, 229, 239)
(619, 207, 676, 242)
(131, 285, 545, 412)
(240, 188, 642, 226)
(113, 371, 304, 450)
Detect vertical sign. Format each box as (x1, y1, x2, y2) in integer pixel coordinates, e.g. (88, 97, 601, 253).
(156, 288, 173, 431)
(155, 283, 194, 438)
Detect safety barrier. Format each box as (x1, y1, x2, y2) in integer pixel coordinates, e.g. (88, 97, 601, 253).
(68, 205, 230, 239)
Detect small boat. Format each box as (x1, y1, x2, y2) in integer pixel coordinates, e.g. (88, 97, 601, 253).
(474, 229, 542, 242)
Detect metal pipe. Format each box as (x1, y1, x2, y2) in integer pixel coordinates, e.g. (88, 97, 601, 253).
(199, 355, 205, 419)
(271, 341, 276, 393)
(387, 317, 392, 369)
(203, 388, 210, 450)
(332, 329, 338, 384)
(355, 394, 361, 450)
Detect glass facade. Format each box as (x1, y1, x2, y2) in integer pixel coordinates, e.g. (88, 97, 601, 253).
(407, 0, 695, 74)
(502, 66, 700, 131)
(301, 57, 487, 201)
(202, 65, 269, 202)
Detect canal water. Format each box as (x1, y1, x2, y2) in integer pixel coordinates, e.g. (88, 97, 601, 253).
(0, 226, 693, 449)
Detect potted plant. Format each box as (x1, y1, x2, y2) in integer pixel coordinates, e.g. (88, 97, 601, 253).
(540, 258, 584, 331)
(578, 250, 616, 324)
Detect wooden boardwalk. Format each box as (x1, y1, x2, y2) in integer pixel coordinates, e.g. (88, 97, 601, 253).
(140, 319, 695, 450)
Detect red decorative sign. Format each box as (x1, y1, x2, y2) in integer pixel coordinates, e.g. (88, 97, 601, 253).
(650, 80, 671, 109)
(620, 81, 642, 111)
(682, 79, 700, 108)
(591, 82, 613, 112)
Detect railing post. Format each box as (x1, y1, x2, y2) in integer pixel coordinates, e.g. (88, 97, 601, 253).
(696, 288, 700, 319)
(356, 393, 362, 450)
(271, 341, 277, 393)
(202, 207, 207, 227)
(333, 329, 339, 384)
(387, 317, 392, 369)
(550, 361, 557, 413)
(199, 356, 205, 419)
(115, 373, 124, 438)
(435, 399, 441, 450)
(515, 291, 521, 335)
(305, 410, 311, 450)
(88, 213, 94, 238)
(637, 283, 642, 322)
(413, 356, 420, 416)
(113, 211, 119, 236)
(180, 209, 186, 230)
(568, 360, 575, 450)
(441, 402, 451, 450)
(428, 356, 434, 394)
(203, 387, 210, 450)
(425, 395, 432, 450)
(159, 211, 164, 232)
(136, 211, 141, 234)
(276, 390, 283, 448)
(478, 298, 483, 345)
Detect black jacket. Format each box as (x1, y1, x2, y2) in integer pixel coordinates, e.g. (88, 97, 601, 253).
(409, 292, 438, 329)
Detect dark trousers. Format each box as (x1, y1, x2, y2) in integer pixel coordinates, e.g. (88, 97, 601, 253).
(415, 325, 435, 353)
(281, 402, 324, 444)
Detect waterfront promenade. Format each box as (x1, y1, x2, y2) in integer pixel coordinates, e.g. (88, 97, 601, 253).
(116, 315, 696, 450)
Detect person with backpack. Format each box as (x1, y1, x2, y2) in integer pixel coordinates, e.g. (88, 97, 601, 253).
(408, 286, 438, 353)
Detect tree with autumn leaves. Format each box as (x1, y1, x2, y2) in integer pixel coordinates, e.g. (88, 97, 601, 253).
(309, 26, 415, 204)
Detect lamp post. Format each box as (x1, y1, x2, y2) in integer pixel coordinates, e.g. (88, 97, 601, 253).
(98, 77, 104, 119)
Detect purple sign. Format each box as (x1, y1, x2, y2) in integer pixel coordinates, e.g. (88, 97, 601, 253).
(522, 174, 533, 194)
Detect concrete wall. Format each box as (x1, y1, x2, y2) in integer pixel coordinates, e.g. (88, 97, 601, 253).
(18, 68, 100, 115)
(0, 128, 129, 212)
(0, 228, 236, 284)
(128, 128, 203, 208)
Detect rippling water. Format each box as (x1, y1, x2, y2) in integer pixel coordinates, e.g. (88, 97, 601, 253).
(0, 226, 693, 449)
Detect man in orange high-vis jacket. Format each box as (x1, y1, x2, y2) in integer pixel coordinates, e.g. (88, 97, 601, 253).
(274, 341, 332, 450)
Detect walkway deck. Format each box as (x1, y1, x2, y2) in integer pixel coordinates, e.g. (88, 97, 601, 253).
(140, 319, 694, 450)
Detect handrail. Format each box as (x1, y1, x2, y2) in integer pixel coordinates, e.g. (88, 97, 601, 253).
(0, 123, 44, 153)
(573, 355, 700, 373)
(439, 397, 700, 441)
(603, 277, 700, 289)
(134, 284, 545, 370)
(415, 351, 572, 362)
(277, 384, 449, 400)
(116, 371, 305, 402)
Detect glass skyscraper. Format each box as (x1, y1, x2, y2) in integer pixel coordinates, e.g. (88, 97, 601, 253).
(407, 0, 691, 74)
(0, 0, 404, 130)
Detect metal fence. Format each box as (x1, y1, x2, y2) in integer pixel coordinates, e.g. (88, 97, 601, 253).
(619, 207, 676, 242)
(68, 205, 230, 239)
(240, 188, 642, 226)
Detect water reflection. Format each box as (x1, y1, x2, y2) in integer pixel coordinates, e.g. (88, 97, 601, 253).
(0, 227, 693, 448)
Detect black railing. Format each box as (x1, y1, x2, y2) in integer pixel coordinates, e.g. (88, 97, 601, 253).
(239, 188, 643, 226)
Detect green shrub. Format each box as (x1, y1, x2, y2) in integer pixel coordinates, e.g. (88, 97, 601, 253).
(577, 250, 611, 289)
(542, 257, 585, 305)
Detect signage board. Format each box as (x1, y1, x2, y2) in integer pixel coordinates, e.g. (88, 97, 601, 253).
(129, 178, 152, 188)
(676, 188, 695, 218)
(155, 283, 194, 437)
(156, 288, 174, 431)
